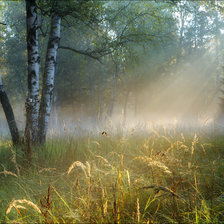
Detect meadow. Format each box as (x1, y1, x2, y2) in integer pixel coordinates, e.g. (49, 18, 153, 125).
(0, 125, 224, 223)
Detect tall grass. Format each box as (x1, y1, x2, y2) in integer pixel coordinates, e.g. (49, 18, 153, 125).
(0, 126, 223, 223)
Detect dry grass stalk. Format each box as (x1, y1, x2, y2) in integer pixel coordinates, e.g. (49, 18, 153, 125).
(85, 161, 91, 178)
(38, 168, 56, 173)
(6, 199, 41, 214)
(108, 151, 121, 161)
(180, 144, 189, 150)
(200, 144, 206, 153)
(126, 170, 130, 188)
(136, 197, 140, 224)
(91, 141, 100, 146)
(126, 169, 131, 198)
(14, 205, 26, 210)
(96, 155, 112, 167)
(152, 129, 160, 137)
(9, 144, 20, 176)
(103, 200, 108, 216)
(101, 188, 108, 217)
(0, 170, 18, 177)
(166, 141, 182, 152)
(148, 160, 171, 174)
(67, 161, 87, 176)
(7, 221, 23, 224)
(181, 133, 185, 142)
(143, 142, 149, 150)
(191, 133, 198, 155)
(162, 135, 172, 144)
(133, 156, 171, 174)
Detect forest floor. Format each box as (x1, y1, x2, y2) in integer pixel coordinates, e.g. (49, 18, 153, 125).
(0, 127, 224, 223)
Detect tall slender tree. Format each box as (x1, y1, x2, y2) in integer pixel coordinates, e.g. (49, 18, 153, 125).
(25, 0, 40, 145)
(0, 70, 20, 145)
(38, 13, 61, 144)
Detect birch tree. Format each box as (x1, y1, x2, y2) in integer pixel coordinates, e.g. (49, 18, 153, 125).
(24, 0, 40, 145)
(38, 14, 61, 144)
(2, 0, 178, 146)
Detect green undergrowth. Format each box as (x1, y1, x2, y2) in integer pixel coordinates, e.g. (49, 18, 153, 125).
(0, 129, 224, 223)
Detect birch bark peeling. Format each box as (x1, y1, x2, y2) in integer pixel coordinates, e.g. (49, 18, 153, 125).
(25, 0, 40, 144)
(38, 14, 61, 144)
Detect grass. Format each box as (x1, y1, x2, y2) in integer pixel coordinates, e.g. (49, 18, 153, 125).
(0, 127, 224, 223)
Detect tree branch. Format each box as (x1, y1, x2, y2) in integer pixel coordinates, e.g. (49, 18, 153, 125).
(59, 45, 103, 63)
(58, 31, 159, 64)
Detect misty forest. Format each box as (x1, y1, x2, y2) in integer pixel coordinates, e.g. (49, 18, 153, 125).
(0, 0, 224, 223)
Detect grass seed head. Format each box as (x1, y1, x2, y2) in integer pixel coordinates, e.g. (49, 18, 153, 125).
(96, 155, 112, 167)
(67, 161, 87, 176)
(133, 156, 171, 174)
(38, 168, 56, 173)
(126, 169, 131, 188)
(6, 199, 41, 214)
(0, 170, 18, 177)
(86, 161, 91, 178)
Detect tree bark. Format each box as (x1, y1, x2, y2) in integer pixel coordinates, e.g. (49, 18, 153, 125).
(25, 0, 40, 145)
(0, 71, 20, 145)
(38, 14, 61, 144)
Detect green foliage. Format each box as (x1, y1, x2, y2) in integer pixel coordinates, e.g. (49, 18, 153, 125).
(1, 1, 223, 121)
(0, 1, 26, 100)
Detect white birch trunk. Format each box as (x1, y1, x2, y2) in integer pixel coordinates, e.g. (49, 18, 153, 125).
(38, 14, 61, 144)
(25, 0, 40, 144)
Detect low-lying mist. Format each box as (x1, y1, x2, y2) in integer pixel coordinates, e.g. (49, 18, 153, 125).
(0, 46, 221, 138)
(48, 52, 220, 136)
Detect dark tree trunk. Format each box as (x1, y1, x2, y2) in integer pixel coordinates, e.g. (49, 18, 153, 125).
(0, 72, 20, 145)
(123, 90, 130, 126)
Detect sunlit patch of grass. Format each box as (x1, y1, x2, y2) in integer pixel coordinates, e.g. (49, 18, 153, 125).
(0, 128, 224, 223)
